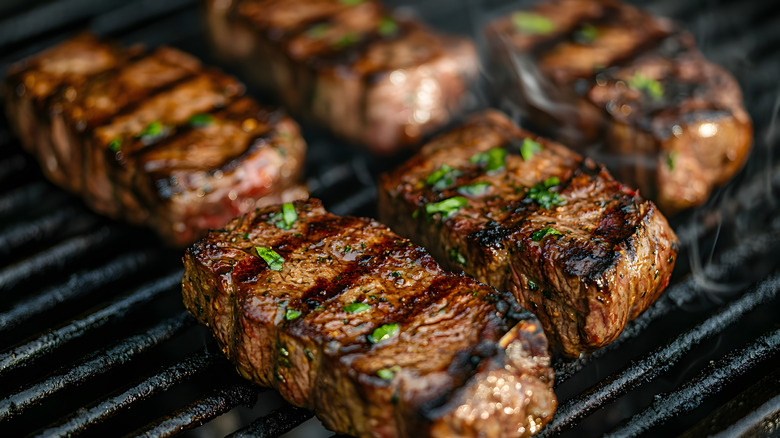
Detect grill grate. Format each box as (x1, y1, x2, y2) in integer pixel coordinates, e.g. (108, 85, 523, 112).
(1, 0, 779, 437)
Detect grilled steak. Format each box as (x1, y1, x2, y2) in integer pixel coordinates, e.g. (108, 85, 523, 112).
(206, 0, 478, 155)
(4, 34, 307, 246)
(182, 198, 557, 437)
(378, 111, 678, 356)
(485, 0, 752, 214)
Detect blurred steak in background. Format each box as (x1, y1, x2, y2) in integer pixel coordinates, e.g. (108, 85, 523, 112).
(206, 0, 479, 155)
(4, 34, 307, 246)
(485, 0, 752, 214)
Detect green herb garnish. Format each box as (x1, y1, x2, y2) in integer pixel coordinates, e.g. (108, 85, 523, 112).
(269, 203, 298, 230)
(525, 177, 566, 209)
(109, 137, 122, 152)
(520, 138, 542, 161)
(628, 71, 664, 100)
(307, 23, 330, 39)
(285, 308, 301, 320)
(511, 11, 555, 35)
(528, 279, 538, 291)
(188, 114, 215, 127)
(339, 0, 364, 5)
(448, 248, 466, 266)
(424, 196, 468, 218)
(137, 120, 168, 144)
(368, 323, 400, 344)
(377, 365, 401, 380)
(573, 23, 599, 44)
(666, 150, 678, 171)
(378, 16, 398, 36)
(531, 226, 563, 242)
(457, 182, 491, 197)
(256, 247, 284, 271)
(344, 302, 371, 314)
(332, 33, 360, 49)
(469, 147, 507, 173)
(426, 164, 462, 190)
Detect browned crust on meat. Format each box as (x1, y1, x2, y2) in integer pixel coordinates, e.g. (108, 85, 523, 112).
(205, 0, 478, 154)
(182, 198, 557, 437)
(378, 111, 678, 356)
(484, 0, 752, 214)
(4, 34, 308, 246)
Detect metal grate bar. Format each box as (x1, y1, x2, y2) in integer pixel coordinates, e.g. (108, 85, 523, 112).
(0, 181, 63, 217)
(710, 394, 780, 438)
(32, 351, 222, 438)
(0, 250, 160, 332)
(605, 327, 780, 437)
(0, 206, 99, 258)
(227, 404, 314, 438)
(541, 270, 780, 436)
(0, 270, 181, 376)
(0, 312, 193, 421)
(329, 186, 377, 216)
(128, 382, 260, 438)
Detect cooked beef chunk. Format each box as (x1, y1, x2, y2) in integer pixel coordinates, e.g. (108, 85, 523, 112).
(206, 0, 479, 155)
(4, 34, 307, 246)
(378, 111, 678, 356)
(182, 198, 556, 437)
(485, 0, 752, 214)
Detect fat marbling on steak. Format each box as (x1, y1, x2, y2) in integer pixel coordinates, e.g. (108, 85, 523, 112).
(379, 111, 678, 356)
(485, 0, 752, 214)
(182, 198, 556, 437)
(4, 34, 307, 246)
(206, 0, 478, 154)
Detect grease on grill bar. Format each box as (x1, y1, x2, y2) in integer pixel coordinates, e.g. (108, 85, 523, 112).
(1, 0, 779, 437)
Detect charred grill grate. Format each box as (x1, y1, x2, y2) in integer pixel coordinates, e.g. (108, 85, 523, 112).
(0, 0, 779, 437)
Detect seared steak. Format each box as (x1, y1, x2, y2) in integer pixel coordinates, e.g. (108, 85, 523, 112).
(182, 198, 557, 437)
(206, 0, 478, 155)
(485, 0, 752, 214)
(378, 111, 678, 356)
(4, 34, 307, 246)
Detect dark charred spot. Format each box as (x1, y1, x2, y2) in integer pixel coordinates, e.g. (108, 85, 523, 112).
(232, 256, 267, 283)
(468, 223, 511, 249)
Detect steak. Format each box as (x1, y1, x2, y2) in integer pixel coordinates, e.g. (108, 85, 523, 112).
(378, 111, 678, 356)
(206, 0, 479, 155)
(182, 198, 557, 437)
(4, 34, 307, 246)
(484, 0, 752, 214)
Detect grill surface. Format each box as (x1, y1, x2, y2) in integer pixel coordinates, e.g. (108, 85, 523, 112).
(1, 0, 779, 437)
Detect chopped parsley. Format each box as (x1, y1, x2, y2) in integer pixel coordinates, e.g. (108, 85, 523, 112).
(448, 248, 466, 266)
(511, 12, 555, 35)
(256, 247, 284, 271)
(378, 16, 398, 36)
(469, 147, 507, 173)
(109, 137, 122, 152)
(426, 164, 461, 190)
(269, 203, 298, 230)
(525, 177, 566, 209)
(528, 279, 538, 291)
(666, 150, 678, 171)
(307, 23, 330, 39)
(284, 308, 301, 320)
(137, 120, 169, 144)
(368, 323, 400, 344)
(531, 226, 563, 242)
(628, 71, 664, 100)
(457, 181, 491, 197)
(520, 138, 542, 161)
(332, 33, 360, 49)
(377, 365, 401, 380)
(573, 23, 599, 44)
(424, 196, 468, 218)
(344, 302, 371, 314)
(188, 114, 215, 127)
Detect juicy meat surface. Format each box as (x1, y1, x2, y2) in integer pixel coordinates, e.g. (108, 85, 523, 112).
(378, 111, 678, 356)
(4, 34, 307, 246)
(485, 0, 752, 214)
(206, 0, 479, 155)
(182, 198, 557, 437)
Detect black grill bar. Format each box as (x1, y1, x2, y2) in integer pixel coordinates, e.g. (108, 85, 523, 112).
(32, 351, 222, 438)
(0, 270, 181, 376)
(0, 249, 160, 332)
(227, 405, 314, 438)
(129, 382, 260, 438)
(0, 312, 193, 421)
(0, 181, 63, 218)
(541, 271, 780, 436)
(605, 327, 780, 437)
